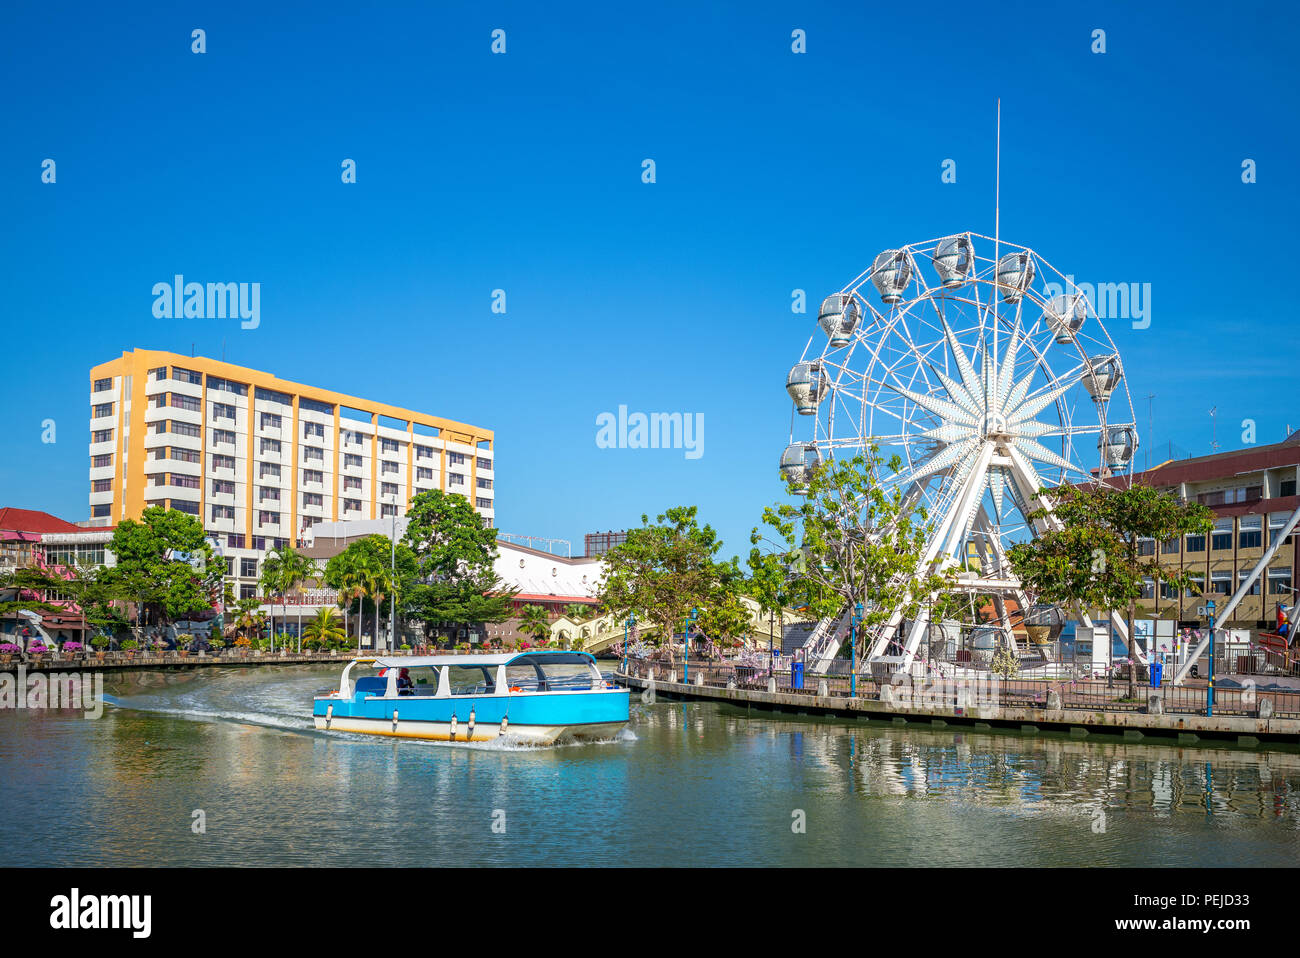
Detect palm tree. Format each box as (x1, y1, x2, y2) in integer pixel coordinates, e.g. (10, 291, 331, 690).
(563, 604, 591, 622)
(518, 604, 552, 647)
(357, 559, 392, 652)
(302, 608, 346, 650)
(260, 546, 319, 652)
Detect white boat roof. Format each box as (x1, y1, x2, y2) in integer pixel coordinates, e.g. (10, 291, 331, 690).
(354, 651, 596, 670)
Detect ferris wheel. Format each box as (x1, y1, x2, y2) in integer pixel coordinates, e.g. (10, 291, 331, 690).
(781, 233, 1139, 666)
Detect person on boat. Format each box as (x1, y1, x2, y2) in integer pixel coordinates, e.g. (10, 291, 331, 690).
(396, 668, 413, 694)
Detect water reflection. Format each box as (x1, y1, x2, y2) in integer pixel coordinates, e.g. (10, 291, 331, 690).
(0, 667, 1295, 866)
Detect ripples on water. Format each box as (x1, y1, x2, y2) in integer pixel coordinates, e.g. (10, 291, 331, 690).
(0, 666, 1296, 866)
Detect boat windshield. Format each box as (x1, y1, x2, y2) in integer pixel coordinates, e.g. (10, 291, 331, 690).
(505, 654, 601, 692)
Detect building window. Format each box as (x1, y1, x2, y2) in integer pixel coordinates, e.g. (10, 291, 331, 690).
(172, 474, 200, 489)
(1186, 532, 1206, 553)
(416, 467, 433, 481)
(380, 438, 400, 454)
(1269, 567, 1292, 595)
(1140, 577, 1155, 599)
(1211, 519, 1233, 551)
(1239, 515, 1263, 549)
(172, 421, 201, 438)
(477, 457, 492, 470)
(211, 505, 235, 522)
(240, 583, 256, 599)
(1238, 571, 1262, 596)
(252, 537, 266, 551)
(212, 454, 236, 471)
(448, 473, 464, 486)
(416, 445, 433, 460)
(259, 487, 281, 502)
(92, 429, 113, 443)
(209, 377, 248, 396)
(91, 479, 112, 493)
(1160, 581, 1179, 600)
(261, 412, 281, 429)
(344, 453, 363, 468)
(1161, 537, 1180, 555)
(259, 463, 281, 479)
(149, 366, 168, 382)
(171, 499, 200, 515)
(303, 446, 324, 463)
(227, 534, 246, 549)
(93, 377, 112, 392)
(448, 452, 466, 465)
(1210, 570, 1232, 595)
(170, 393, 201, 412)
(92, 403, 114, 418)
(303, 493, 323, 508)
(258, 510, 280, 525)
(260, 439, 281, 456)
(1282, 479, 1298, 498)
(380, 504, 397, 518)
(381, 482, 398, 497)
(212, 428, 235, 445)
(91, 453, 112, 468)
(476, 497, 492, 509)
(303, 422, 324, 441)
(240, 558, 258, 577)
(92, 504, 111, 517)
(381, 460, 398, 474)
(254, 387, 291, 406)
(302, 469, 323, 485)
(148, 421, 168, 436)
(343, 498, 360, 512)
(1270, 512, 1293, 546)
(172, 448, 200, 463)
(343, 476, 362, 491)
(476, 477, 493, 490)
(212, 479, 234, 496)
(212, 402, 235, 421)
(172, 366, 202, 385)
(1184, 576, 1205, 599)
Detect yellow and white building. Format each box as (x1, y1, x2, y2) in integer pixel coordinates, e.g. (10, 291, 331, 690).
(87, 349, 495, 599)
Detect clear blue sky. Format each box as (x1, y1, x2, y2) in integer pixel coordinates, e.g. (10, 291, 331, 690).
(2, 0, 1296, 560)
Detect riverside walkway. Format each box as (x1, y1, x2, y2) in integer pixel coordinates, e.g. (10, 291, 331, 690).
(616, 659, 1300, 749)
(0, 650, 356, 673)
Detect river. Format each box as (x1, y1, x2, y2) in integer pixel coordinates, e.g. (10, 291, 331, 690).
(0, 665, 1296, 866)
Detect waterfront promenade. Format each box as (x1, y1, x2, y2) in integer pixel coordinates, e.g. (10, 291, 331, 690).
(617, 660, 1300, 748)
(0, 650, 353, 673)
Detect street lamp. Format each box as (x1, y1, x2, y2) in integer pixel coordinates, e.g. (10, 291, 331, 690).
(386, 496, 398, 654)
(850, 602, 863, 697)
(1206, 598, 1216, 717)
(623, 611, 636, 673)
(684, 606, 698, 683)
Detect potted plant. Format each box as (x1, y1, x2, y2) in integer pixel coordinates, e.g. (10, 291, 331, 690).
(27, 642, 49, 664)
(121, 639, 139, 658)
(91, 636, 110, 659)
(0, 643, 20, 664)
(234, 636, 251, 656)
(400, 644, 412, 655)
(208, 637, 225, 657)
(61, 641, 84, 661)
(150, 638, 169, 657)
(176, 633, 194, 657)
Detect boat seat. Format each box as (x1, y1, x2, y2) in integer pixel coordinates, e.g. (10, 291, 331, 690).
(354, 677, 388, 697)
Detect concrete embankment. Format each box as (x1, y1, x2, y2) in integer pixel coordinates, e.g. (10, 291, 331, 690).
(0, 652, 344, 674)
(616, 671, 1300, 750)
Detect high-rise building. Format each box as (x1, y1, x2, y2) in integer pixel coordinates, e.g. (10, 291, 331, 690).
(88, 349, 495, 598)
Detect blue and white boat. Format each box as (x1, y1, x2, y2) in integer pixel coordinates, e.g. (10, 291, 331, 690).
(313, 651, 630, 745)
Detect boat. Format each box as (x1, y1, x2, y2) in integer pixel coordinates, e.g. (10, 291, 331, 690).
(313, 650, 630, 745)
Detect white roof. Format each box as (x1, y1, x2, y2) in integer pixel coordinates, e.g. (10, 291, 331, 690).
(360, 651, 594, 669)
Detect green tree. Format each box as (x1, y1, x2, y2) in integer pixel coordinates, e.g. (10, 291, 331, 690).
(598, 506, 736, 660)
(517, 604, 552, 646)
(323, 535, 415, 651)
(106, 507, 222, 630)
(1009, 482, 1213, 698)
(401, 490, 516, 641)
(260, 545, 320, 652)
(752, 447, 951, 663)
(302, 607, 346, 650)
(563, 604, 592, 621)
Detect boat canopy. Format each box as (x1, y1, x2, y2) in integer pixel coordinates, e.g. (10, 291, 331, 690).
(356, 651, 598, 670)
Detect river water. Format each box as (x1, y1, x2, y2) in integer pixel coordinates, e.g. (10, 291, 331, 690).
(0, 665, 1296, 866)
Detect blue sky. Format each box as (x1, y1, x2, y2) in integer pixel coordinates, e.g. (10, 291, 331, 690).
(2, 0, 1296, 560)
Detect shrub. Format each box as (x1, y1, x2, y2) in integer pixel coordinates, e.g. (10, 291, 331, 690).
(120, 639, 140, 651)
(62, 641, 84, 653)
(90, 636, 110, 651)
(0, 643, 21, 655)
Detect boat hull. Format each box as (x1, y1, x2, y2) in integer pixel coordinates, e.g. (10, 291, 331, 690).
(313, 687, 630, 746)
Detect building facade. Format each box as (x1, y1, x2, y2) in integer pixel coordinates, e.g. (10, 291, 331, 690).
(1129, 432, 1299, 629)
(88, 349, 495, 600)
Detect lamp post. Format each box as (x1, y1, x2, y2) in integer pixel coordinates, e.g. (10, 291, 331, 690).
(623, 611, 636, 673)
(850, 602, 863, 697)
(684, 606, 698, 683)
(385, 495, 398, 654)
(1206, 598, 1216, 717)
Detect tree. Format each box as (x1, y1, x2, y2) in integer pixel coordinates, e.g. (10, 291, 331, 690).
(401, 490, 516, 641)
(752, 447, 951, 663)
(598, 506, 736, 661)
(302, 608, 346, 650)
(1009, 482, 1214, 698)
(517, 604, 552, 646)
(106, 507, 222, 629)
(563, 604, 592, 621)
(323, 535, 415, 651)
(260, 545, 319, 652)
